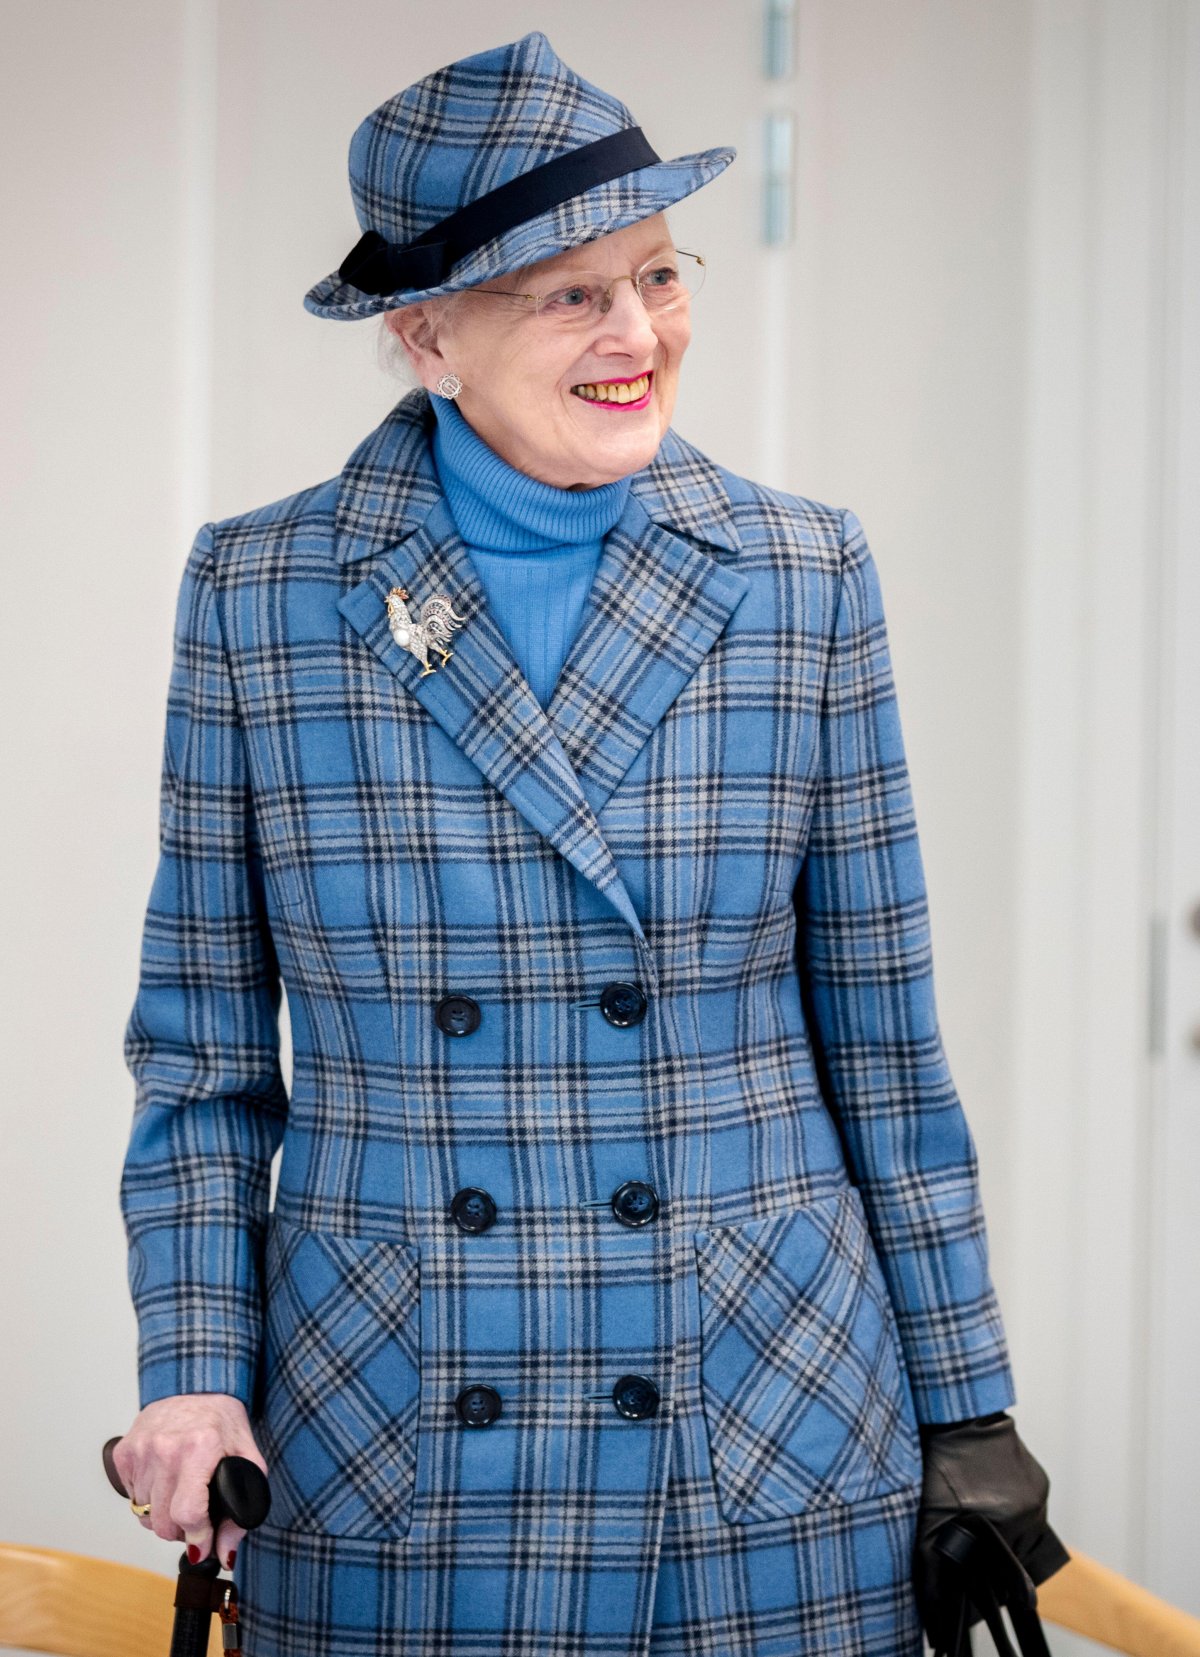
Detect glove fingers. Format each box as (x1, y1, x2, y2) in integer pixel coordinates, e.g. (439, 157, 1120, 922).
(1009, 1599, 1055, 1657)
(976, 1580, 1020, 1657)
(931, 1589, 971, 1657)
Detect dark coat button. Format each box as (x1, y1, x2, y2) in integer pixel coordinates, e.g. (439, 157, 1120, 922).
(599, 981, 647, 1027)
(612, 1374, 659, 1419)
(449, 1187, 497, 1234)
(455, 1383, 502, 1427)
(435, 994, 481, 1036)
(611, 1180, 659, 1227)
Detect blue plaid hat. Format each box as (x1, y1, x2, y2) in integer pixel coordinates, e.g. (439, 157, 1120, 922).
(304, 30, 736, 321)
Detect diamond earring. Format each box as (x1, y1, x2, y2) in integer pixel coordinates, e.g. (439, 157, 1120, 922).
(435, 373, 463, 400)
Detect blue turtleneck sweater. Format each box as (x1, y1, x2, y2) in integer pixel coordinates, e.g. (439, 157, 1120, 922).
(429, 394, 632, 710)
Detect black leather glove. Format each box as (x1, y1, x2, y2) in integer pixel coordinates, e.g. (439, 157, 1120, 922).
(914, 1411, 1071, 1657)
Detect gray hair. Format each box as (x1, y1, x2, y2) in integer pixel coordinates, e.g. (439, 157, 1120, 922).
(376, 291, 470, 387)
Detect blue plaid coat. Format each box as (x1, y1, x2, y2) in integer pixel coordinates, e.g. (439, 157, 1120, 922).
(121, 387, 1017, 1656)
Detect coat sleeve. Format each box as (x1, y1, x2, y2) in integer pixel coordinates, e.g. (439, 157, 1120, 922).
(792, 505, 1017, 1425)
(120, 523, 289, 1410)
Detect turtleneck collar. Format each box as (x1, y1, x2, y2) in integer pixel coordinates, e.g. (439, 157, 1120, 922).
(429, 392, 632, 553)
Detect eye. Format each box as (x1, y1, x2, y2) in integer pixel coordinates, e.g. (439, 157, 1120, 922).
(541, 282, 596, 310)
(642, 264, 680, 289)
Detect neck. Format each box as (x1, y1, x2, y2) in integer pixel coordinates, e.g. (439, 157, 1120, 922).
(428, 392, 632, 551)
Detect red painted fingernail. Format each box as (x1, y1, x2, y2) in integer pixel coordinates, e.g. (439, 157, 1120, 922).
(187, 1545, 201, 1564)
(227, 1550, 237, 1569)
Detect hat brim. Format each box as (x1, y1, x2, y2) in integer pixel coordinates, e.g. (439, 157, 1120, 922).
(302, 145, 736, 321)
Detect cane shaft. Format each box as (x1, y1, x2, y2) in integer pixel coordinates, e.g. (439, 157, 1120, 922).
(170, 1552, 221, 1657)
(169, 1603, 215, 1657)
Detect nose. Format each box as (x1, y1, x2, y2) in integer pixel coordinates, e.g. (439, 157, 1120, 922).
(596, 277, 660, 348)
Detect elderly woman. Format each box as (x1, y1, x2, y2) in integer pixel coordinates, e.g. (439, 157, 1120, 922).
(113, 30, 1067, 1657)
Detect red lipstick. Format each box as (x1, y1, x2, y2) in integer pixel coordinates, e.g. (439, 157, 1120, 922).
(570, 369, 654, 412)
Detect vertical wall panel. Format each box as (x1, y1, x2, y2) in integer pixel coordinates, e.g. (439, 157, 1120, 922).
(1010, 0, 1196, 1634)
(0, 0, 205, 1575)
(786, 0, 1034, 1265)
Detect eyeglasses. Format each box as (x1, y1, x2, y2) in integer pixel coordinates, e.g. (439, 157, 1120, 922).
(469, 249, 706, 328)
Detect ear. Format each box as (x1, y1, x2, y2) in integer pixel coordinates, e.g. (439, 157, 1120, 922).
(386, 302, 454, 385)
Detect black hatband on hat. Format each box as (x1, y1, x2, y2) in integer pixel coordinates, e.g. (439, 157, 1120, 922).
(337, 126, 661, 298)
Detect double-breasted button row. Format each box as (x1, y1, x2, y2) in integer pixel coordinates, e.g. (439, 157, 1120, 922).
(448, 1181, 660, 1232)
(454, 1376, 659, 1426)
(435, 983, 648, 1035)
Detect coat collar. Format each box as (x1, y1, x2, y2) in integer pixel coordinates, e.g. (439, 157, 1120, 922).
(333, 389, 749, 953)
(333, 387, 742, 566)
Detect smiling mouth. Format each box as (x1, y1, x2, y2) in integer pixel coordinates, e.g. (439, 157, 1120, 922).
(570, 370, 653, 406)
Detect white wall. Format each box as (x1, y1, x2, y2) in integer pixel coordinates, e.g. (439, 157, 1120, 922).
(782, 0, 1035, 1315)
(3, 4, 1190, 1650)
(2, 0, 203, 1586)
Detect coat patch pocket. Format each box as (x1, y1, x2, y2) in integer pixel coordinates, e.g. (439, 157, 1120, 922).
(259, 1213, 422, 1539)
(694, 1184, 922, 1525)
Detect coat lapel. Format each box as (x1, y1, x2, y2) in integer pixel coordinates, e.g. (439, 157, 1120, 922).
(543, 489, 749, 817)
(333, 389, 750, 943)
(337, 496, 649, 945)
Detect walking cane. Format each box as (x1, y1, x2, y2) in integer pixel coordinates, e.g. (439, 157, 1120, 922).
(101, 1436, 270, 1657)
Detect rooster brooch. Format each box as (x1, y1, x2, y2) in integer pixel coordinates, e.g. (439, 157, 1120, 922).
(385, 584, 468, 676)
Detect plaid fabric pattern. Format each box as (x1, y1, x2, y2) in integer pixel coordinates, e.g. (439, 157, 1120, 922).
(304, 30, 735, 319)
(259, 1217, 421, 1537)
(120, 386, 1015, 1654)
(694, 1185, 921, 1526)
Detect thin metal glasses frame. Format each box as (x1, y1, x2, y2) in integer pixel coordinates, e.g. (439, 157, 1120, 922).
(467, 248, 706, 320)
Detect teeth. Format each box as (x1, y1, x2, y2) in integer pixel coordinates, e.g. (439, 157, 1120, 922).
(571, 372, 651, 403)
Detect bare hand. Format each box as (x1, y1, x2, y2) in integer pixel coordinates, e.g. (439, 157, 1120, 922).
(111, 1392, 267, 1567)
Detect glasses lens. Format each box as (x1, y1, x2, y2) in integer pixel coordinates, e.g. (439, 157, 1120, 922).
(533, 251, 705, 325)
(534, 278, 608, 325)
(638, 249, 706, 309)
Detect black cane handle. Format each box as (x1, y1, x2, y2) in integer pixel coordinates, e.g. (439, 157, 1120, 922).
(101, 1435, 272, 1531)
(103, 1434, 270, 1656)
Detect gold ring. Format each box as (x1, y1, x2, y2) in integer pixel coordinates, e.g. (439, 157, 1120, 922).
(130, 1497, 152, 1516)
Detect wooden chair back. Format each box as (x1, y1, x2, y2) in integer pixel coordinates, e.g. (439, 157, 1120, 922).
(0, 1543, 221, 1657)
(1039, 1547, 1200, 1656)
